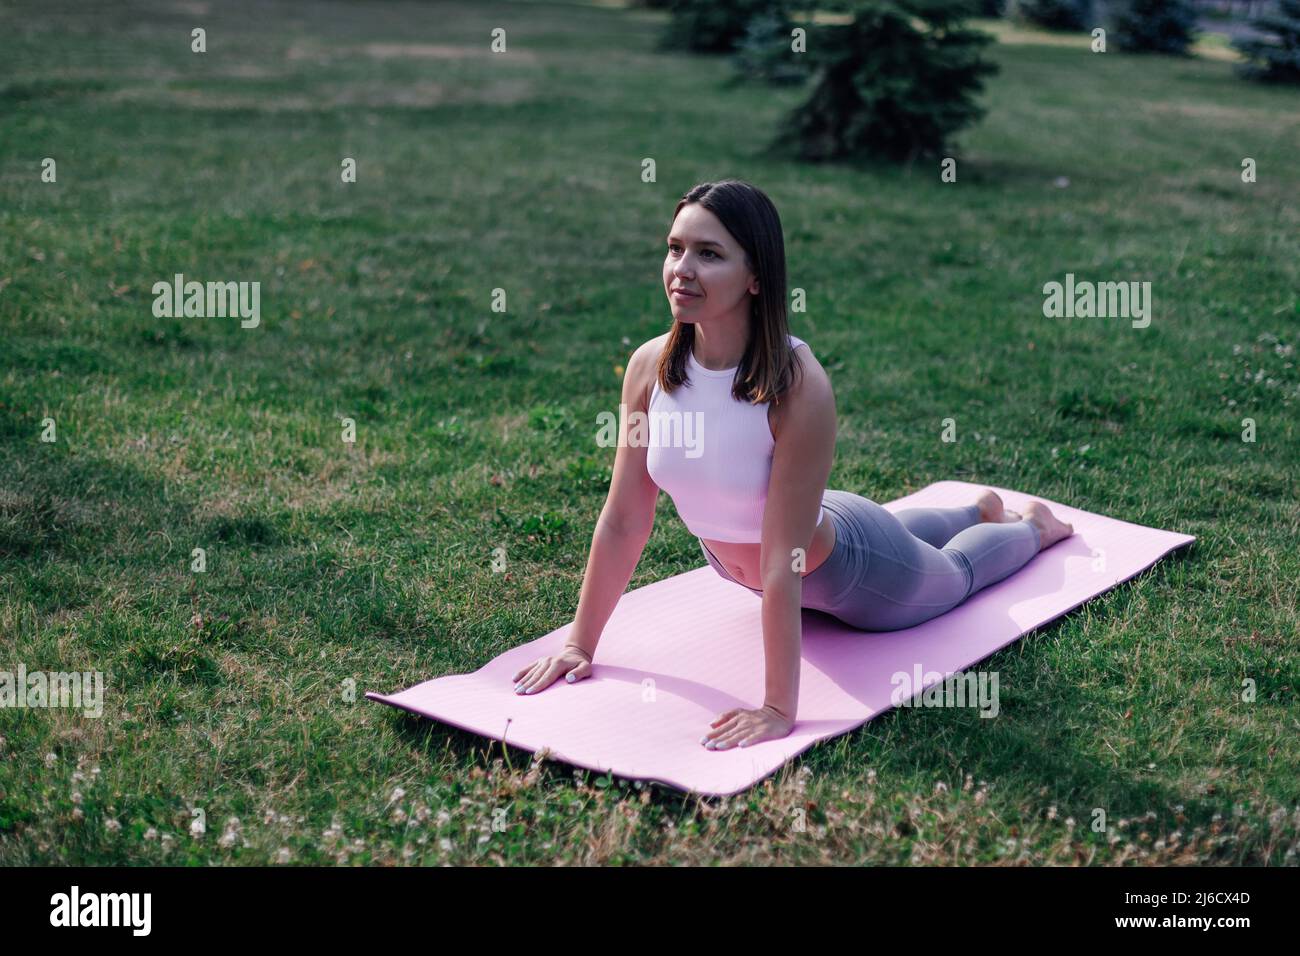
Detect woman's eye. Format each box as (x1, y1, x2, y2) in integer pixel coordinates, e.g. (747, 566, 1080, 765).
(668, 244, 717, 259)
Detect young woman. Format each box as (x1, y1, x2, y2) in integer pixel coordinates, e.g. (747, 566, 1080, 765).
(511, 179, 1074, 750)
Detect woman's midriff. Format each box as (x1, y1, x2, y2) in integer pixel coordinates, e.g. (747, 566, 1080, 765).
(700, 512, 837, 590)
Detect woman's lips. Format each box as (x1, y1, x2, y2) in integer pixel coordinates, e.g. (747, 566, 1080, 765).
(672, 289, 699, 301)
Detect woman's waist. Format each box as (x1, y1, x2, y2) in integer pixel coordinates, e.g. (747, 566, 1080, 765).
(699, 510, 835, 586)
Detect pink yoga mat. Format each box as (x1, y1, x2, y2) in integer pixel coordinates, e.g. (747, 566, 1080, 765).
(368, 481, 1195, 796)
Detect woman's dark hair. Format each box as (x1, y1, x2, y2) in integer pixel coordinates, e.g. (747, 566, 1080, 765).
(656, 179, 802, 405)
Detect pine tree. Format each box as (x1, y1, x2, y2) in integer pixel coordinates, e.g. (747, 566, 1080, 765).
(1234, 0, 1300, 84)
(731, 10, 811, 85)
(659, 0, 791, 54)
(1011, 0, 1092, 31)
(766, 0, 999, 164)
(1111, 0, 1199, 55)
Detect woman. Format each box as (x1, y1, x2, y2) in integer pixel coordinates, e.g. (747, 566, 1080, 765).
(512, 179, 1074, 750)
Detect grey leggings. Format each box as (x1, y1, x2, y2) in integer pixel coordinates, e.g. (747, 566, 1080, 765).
(699, 489, 1042, 631)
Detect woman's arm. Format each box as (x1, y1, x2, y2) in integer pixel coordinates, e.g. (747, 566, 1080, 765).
(702, 348, 837, 748)
(757, 350, 838, 721)
(565, 338, 663, 659)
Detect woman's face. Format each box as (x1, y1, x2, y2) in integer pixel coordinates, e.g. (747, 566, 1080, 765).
(663, 204, 758, 324)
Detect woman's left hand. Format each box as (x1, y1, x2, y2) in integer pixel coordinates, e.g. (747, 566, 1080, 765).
(701, 704, 794, 749)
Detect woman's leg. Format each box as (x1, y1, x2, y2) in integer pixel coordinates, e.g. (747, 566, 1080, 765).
(816, 492, 1041, 632)
(891, 504, 982, 549)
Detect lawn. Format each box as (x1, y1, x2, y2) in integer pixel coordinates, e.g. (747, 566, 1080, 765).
(0, 0, 1297, 865)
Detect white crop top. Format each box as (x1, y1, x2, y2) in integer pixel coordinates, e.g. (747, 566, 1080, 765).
(645, 333, 824, 543)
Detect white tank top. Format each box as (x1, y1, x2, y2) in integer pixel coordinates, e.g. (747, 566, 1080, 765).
(645, 333, 824, 543)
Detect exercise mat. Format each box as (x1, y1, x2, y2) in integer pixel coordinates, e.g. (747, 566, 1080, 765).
(367, 481, 1195, 796)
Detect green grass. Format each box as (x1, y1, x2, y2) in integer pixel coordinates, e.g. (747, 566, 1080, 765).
(1, 0, 1297, 865)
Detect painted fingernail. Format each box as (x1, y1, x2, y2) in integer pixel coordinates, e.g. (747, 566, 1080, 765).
(566, 673, 575, 683)
(525, 687, 534, 694)
(699, 736, 708, 745)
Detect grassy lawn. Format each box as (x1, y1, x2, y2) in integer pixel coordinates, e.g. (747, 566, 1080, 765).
(1, 0, 1297, 865)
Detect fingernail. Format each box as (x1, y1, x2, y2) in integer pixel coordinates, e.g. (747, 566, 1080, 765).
(566, 673, 575, 682)
(699, 736, 708, 745)
(714, 741, 729, 750)
(525, 687, 534, 694)
(738, 740, 747, 747)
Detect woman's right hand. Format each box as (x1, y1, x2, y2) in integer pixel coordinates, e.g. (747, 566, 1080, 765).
(511, 645, 593, 695)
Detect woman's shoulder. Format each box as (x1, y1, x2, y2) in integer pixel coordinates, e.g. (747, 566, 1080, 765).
(629, 333, 671, 409)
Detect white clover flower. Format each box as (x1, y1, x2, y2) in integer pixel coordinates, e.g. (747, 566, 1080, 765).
(104, 819, 121, 834)
(218, 818, 243, 848)
(144, 827, 158, 841)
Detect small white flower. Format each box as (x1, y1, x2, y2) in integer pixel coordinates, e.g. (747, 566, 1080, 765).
(44, 752, 57, 768)
(71, 791, 83, 805)
(275, 848, 291, 864)
(218, 818, 243, 848)
(144, 827, 158, 841)
(104, 819, 121, 834)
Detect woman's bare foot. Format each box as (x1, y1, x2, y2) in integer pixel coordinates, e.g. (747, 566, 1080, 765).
(1023, 501, 1073, 551)
(976, 489, 1021, 524)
